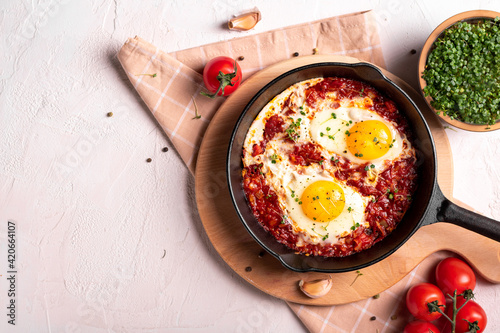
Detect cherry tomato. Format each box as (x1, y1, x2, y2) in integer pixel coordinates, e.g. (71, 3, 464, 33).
(435, 257, 476, 297)
(403, 320, 441, 333)
(406, 283, 445, 321)
(447, 297, 487, 333)
(201, 56, 242, 98)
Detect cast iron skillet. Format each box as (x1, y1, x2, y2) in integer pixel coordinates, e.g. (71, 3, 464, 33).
(227, 62, 500, 273)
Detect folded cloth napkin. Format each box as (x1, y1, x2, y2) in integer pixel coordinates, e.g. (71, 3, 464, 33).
(117, 10, 425, 332)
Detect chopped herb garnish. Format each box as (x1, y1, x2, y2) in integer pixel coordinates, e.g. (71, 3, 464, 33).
(270, 153, 278, 164)
(350, 270, 363, 286)
(286, 118, 302, 142)
(192, 97, 201, 119)
(136, 73, 157, 77)
(422, 17, 500, 125)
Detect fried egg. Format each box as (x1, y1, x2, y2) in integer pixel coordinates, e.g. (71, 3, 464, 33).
(310, 106, 405, 168)
(283, 172, 369, 244)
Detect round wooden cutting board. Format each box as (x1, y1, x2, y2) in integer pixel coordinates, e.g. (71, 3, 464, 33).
(194, 55, 500, 306)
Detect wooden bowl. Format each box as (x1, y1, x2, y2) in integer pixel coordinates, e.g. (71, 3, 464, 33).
(418, 10, 500, 132)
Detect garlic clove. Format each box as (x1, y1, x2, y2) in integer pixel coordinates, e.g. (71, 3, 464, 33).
(228, 9, 261, 31)
(298, 275, 333, 298)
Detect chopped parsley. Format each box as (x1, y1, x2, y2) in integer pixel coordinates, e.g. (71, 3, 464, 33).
(286, 118, 302, 142)
(422, 17, 500, 125)
(270, 153, 278, 164)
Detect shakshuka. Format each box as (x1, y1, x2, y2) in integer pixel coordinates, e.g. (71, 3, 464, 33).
(241, 77, 418, 257)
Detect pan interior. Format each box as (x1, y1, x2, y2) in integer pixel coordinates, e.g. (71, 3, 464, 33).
(227, 63, 437, 272)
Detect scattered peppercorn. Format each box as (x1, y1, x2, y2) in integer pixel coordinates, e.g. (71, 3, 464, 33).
(107, 112, 113, 117)
(293, 52, 299, 57)
(245, 266, 252, 272)
(238, 56, 245, 61)
(313, 47, 319, 55)
(258, 251, 265, 258)
(162, 147, 169, 152)
(370, 316, 376, 321)
(373, 294, 380, 299)
(410, 49, 417, 55)
(146, 158, 152, 163)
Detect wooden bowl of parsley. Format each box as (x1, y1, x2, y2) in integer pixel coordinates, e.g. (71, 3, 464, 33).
(418, 10, 500, 131)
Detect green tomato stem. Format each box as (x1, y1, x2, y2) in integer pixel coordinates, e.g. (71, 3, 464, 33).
(200, 61, 238, 98)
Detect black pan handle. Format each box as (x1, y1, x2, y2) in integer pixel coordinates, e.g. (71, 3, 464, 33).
(422, 184, 500, 242)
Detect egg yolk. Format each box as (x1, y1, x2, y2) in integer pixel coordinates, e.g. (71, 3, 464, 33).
(301, 181, 345, 222)
(347, 120, 392, 160)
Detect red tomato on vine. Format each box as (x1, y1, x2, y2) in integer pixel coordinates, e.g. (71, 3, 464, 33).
(447, 297, 487, 333)
(201, 56, 242, 98)
(435, 257, 476, 297)
(406, 283, 446, 321)
(403, 320, 440, 333)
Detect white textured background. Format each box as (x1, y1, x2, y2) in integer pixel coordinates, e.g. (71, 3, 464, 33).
(0, 0, 499, 332)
